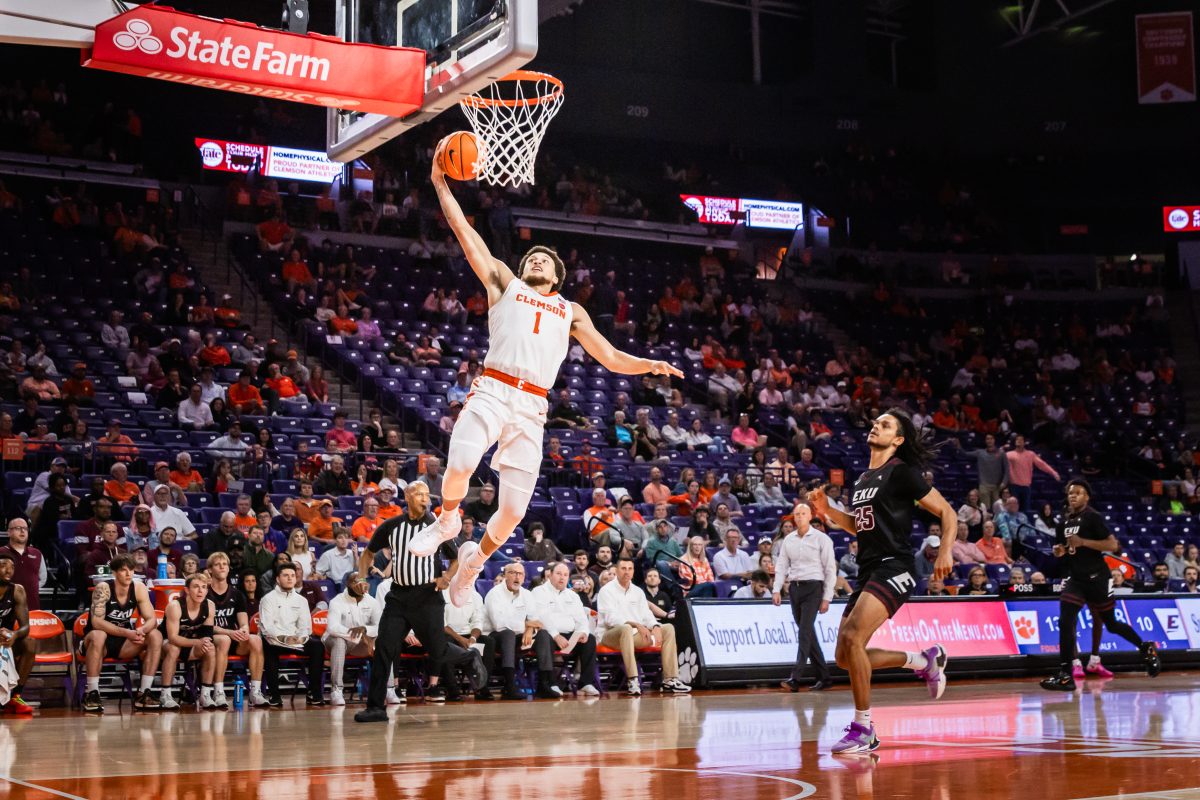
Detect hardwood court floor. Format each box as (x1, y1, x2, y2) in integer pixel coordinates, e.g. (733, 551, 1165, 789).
(3, 673, 1200, 799)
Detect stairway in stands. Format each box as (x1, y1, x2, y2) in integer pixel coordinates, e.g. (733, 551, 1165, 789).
(177, 226, 423, 448)
(177, 226, 369, 414)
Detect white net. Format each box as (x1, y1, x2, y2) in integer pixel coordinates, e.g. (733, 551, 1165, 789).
(459, 70, 564, 187)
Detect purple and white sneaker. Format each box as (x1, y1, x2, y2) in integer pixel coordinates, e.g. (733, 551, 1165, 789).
(831, 722, 880, 754)
(914, 644, 948, 699)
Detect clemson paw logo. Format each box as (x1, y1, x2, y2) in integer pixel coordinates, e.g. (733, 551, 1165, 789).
(1014, 617, 1035, 639)
(677, 647, 698, 684)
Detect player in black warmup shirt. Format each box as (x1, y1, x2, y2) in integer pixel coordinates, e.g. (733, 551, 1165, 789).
(809, 409, 957, 754)
(1040, 478, 1161, 691)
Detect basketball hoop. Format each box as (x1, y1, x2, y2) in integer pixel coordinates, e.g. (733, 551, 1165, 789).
(459, 70, 564, 188)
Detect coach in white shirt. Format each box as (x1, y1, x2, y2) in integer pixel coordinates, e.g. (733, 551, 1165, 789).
(713, 528, 756, 580)
(482, 562, 537, 700)
(322, 572, 381, 705)
(530, 561, 600, 697)
(259, 563, 326, 704)
(772, 504, 836, 691)
(596, 558, 691, 695)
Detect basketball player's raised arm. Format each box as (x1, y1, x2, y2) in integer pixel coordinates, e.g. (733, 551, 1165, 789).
(432, 140, 515, 302)
(570, 304, 684, 378)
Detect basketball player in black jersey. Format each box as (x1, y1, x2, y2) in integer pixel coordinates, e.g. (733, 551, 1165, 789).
(1039, 478, 1161, 691)
(159, 573, 217, 710)
(81, 554, 163, 713)
(809, 409, 957, 754)
(0, 552, 34, 714)
(205, 551, 270, 708)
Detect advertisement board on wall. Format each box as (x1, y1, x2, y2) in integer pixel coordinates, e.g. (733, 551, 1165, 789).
(194, 137, 344, 183)
(679, 194, 804, 231)
(684, 596, 1200, 684)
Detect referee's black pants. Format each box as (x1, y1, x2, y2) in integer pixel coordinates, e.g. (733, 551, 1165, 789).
(367, 584, 448, 710)
(788, 580, 830, 684)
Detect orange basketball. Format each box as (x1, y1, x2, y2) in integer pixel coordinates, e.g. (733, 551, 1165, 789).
(438, 131, 480, 181)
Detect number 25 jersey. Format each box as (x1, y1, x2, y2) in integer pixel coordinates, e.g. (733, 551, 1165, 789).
(485, 277, 574, 389)
(850, 457, 932, 571)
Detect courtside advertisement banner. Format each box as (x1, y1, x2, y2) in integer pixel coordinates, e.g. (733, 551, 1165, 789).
(194, 138, 343, 182)
(85, 5, 425, 117)
(1136, 13, 1196, 104)
(689, 597, 1200, 673)
(1163, 206, 1200, 232)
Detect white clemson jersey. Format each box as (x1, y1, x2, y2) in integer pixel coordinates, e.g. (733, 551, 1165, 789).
(484, 278, 574, 389)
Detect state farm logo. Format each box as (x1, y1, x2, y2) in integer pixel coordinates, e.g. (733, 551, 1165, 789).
(113, 19, 163, 55)
(198, 141, 224, 168)
(1168, 208, 1190, 230)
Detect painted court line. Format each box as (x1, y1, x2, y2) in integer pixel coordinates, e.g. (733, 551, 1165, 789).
(0, 776, 89, 800)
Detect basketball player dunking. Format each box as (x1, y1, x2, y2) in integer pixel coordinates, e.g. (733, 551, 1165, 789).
(408, 138, 683, 606)
(808, 409, 957, 754)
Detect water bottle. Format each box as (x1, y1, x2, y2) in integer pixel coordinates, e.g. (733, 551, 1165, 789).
(157, 554, 169, 580)
(233, 676, 245, 709)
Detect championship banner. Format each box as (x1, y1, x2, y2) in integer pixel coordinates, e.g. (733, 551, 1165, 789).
(1136, 12, 1196, 104)
(84, 5, 425, 116)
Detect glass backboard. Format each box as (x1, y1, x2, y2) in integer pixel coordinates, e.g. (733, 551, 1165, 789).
(326, 0, 537, 162)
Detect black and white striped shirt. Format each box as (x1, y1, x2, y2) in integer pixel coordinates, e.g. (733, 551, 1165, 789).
(368, 512, 458, 588)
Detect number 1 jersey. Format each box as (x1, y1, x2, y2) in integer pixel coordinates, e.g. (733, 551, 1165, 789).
(485, 277, 574, 389)
(849, 457, 932, 571)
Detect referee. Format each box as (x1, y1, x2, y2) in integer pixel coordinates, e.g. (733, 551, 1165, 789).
(773, 503, 837, 692)
(355, 482, 459, 723)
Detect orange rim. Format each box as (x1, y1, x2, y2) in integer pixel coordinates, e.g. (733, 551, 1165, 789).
(460, 70, 565, 109)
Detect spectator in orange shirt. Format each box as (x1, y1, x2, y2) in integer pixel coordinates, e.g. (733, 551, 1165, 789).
(328, 305, 358, 336)
(170, 451, 205, 492)
(264, 363, 301, 412)
(256, 212, 293, 253)
(697, 471, 719, 505)
(292, 479, 322, 526)
(104, 462, 141, 505)
(309, 499, 343, 543)
(233, 494, 257, 534)
(282, 249, 317, 293)
(351, 496, 382, 542)
(582, 489, 617, 550)
(19, 365, 59, 403)
(667, 479, 703, 517)
(571, 441, 603, 482)
(658, 287, 682, 317)
(197, 333, 231, 368)
(977, 521, 1012, 565)
(61, 362, 95, 405)
(375, 483, 402, 519)
(99, 419, 138, 463)
(931, 400, 960, 433)
(227, 371, 266, 415)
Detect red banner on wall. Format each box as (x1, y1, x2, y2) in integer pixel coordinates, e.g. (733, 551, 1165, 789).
(83, 5, 425, 117)
(1164, 206, 1200, 232)
(1136, 12, 1196, 104)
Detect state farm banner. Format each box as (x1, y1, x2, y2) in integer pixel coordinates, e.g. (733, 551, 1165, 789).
(83, 5, 425, 117)
(1136, 12, 1196, 104)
